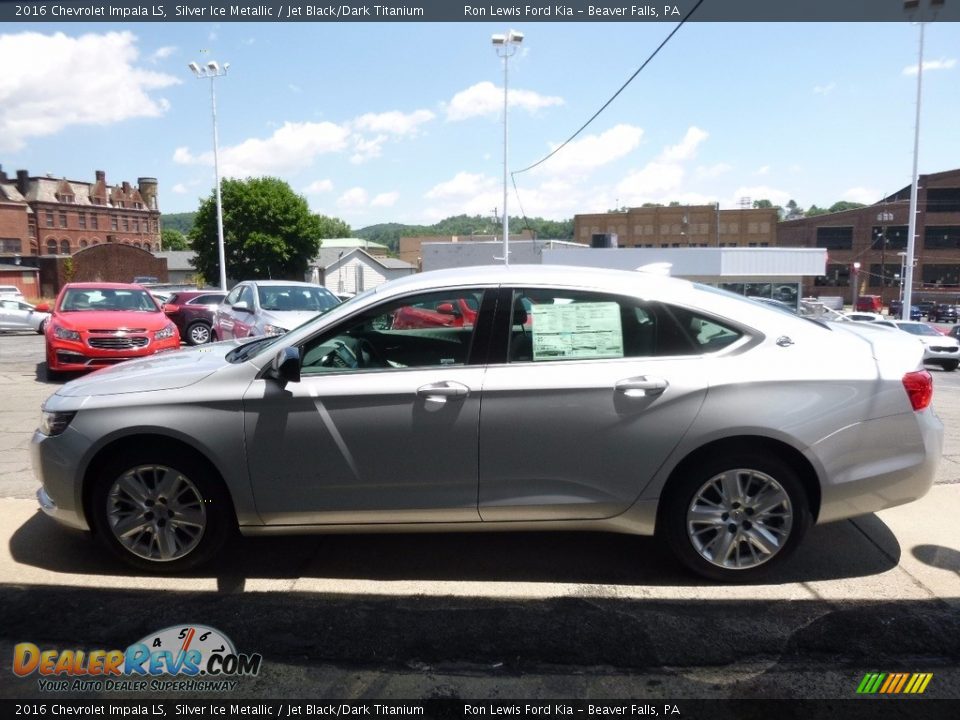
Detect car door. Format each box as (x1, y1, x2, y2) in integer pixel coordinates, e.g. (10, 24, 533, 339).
(242, 286, 495, 525)
(478, 287, 719, 522)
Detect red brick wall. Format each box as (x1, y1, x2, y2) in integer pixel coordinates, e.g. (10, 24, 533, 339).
(36, 245, 168, 297)
(0, 202, 30, 253)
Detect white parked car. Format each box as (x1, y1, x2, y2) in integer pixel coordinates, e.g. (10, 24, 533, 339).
(842, 311, 885, 323)
(890, 320, 960, 372)
(0, 298, 50, 334)
(0, 284, 26, 301)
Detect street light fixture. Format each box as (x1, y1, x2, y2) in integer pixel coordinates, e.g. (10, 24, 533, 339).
(188, 59, 230, 292)
(492, 29, 523, 266)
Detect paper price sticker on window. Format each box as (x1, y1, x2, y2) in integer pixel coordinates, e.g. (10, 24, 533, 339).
(531, 302, 624, 361)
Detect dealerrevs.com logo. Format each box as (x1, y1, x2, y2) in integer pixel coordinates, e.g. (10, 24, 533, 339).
(13, 624, 262, 692)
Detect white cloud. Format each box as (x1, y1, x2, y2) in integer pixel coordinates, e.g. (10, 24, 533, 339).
(353, 109, 435, 136)
(537, 124, 644, 176)
(425, 172, 498, 200)
(171, 183, 189, 194)
(303, 179, 334, 194)
(730, 185, 792, 207)
(150, 46, 177, 63)
(445, 81, 563, 121)
(371, 192, 400, 207)
(617, 162, 686, 200)
(349, 134, 388, 164)
(660, 127, 708, 162)
(0, 31, 179, 152)
(813, 82, 836, 95)
(842, 187, 880, 205)
(903, 58, 956, 75)
(755, 165, 770, 176)
(337, 187, 369, 209)
(695, 163, 732, 179)
(174, 121, 351, 177)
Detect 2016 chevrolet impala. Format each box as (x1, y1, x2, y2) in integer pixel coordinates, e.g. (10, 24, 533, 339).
(31, 266, 942, 581)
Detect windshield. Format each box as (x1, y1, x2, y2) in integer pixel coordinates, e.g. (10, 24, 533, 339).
(896, 323, 940, 337)
(60, 288, 159, 312)
(257, 285, 339, 312)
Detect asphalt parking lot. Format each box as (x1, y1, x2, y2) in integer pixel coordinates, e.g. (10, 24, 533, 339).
(0, 331, 958, 701)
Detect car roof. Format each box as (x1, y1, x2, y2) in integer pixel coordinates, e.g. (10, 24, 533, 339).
(62, 282, 147, 290)
(238, 280, 326, 287)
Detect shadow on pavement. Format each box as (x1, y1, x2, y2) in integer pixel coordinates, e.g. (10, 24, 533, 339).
(913, 543, 960, 573)
(10, 509, 900, 588)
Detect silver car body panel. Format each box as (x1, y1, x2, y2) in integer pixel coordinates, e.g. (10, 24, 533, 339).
(32, 265, 941, 538)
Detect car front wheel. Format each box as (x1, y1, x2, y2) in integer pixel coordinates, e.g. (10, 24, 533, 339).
(941, 360, 959, 372)
(661, 453, 811, 582)
(89, 448, 233, 572)
(186, 322, 212, 345)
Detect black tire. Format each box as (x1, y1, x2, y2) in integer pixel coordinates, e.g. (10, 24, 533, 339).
(660, 452, 811, 582)
(185, 321, 212, 346)
(37, 319, 47, 335)
(941, 360, 958, 372)
(88, 445, 234, 573)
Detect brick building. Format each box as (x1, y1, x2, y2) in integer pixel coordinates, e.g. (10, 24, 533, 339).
(778, 169, 960, 303)
(0, 167, 161, 261)
(574, 205, 779, 249)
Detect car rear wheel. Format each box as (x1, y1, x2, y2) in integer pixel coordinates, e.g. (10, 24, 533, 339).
(186, 321, 212, 346)
(89, 449, 233, 572)
(661, 453, 810, 582)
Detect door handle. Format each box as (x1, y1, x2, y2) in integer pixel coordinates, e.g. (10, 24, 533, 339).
(417, 381, 470, 402)
(615, 376, 668, 398)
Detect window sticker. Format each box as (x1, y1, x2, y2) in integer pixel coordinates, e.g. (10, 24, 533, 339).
(531, 302, 624, 361)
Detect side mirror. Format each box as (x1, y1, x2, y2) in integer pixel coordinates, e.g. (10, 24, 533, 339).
(233, 301, 252, 313)
(269, 346, 301, 387)
(436, 302, 459, 316)
(35, 303, 51, 313)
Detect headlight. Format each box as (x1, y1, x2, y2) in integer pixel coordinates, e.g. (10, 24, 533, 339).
(53, 326, 80, 341)
(154, 323, 177, 340)
(39, 411, 76, 437)
(263, 324, 288, 335)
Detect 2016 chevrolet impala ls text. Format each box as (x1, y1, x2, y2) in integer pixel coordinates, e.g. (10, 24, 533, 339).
(31, 266, 942, 581)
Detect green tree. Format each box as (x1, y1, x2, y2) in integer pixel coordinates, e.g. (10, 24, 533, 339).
(752, 199, 774, 209)
(160, 212, 196, 234)
(828, 201, 867, 213)
(784, 199, 803, 220)
(806, 205, 829, 217)
(190, 177, 347, 281)
(161, 228, 190, 250)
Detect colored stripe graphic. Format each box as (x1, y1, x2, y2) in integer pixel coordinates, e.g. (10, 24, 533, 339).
(857, 672, 932, 694)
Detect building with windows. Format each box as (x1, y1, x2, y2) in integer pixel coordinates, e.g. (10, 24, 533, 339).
(778, 169, 960, 304)
(0, 166, 161, 261)
(574, 205, 780, 249)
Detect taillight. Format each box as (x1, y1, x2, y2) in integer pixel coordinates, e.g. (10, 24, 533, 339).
(902, 370, 933, 411)
(163, 304, 179, 314)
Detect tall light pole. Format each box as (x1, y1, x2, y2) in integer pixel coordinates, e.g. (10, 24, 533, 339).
(901, 0, 944, 318)
(492, 29, 523, 266)
(189, 59, 230, 291)
(876, 208, 894, 306)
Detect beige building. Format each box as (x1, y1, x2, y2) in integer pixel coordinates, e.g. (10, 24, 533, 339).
(574, 205, 779, 249)
(399, 231, 535, 269)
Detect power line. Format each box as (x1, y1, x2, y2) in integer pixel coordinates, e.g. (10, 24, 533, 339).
(513, 0, 706, 177)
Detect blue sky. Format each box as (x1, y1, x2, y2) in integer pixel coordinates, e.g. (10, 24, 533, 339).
(1, 20, 958, 230)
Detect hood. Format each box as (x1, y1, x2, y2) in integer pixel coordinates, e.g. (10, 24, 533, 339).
(917, 334, 959, 347)
(56, 341, 241, 397)
(54, 310, 171, 331)
(259, 309, 322, 331)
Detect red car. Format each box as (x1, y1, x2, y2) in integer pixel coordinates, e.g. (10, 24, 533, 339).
(391, 296, 479, 329)
(39, 282, 180, 375)
(161, 290, 227, 346)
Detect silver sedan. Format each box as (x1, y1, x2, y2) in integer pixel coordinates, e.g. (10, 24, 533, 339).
(0, 298, 50, 334)
(31, 266, 942, 581)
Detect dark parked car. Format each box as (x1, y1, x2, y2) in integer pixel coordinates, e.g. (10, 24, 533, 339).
(950, 326, 960, 341)
(888, 300, 922, 320)
(928, 304, 959, 324)
(162, 291, 227, 345)
(916, 300, 936, 318)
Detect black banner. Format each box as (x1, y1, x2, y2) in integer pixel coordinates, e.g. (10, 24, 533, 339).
(1, 0, 959, 23)
(2, 700, 960, 720)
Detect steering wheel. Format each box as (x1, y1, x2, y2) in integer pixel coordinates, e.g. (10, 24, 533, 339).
(355, 338, 387, 368)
